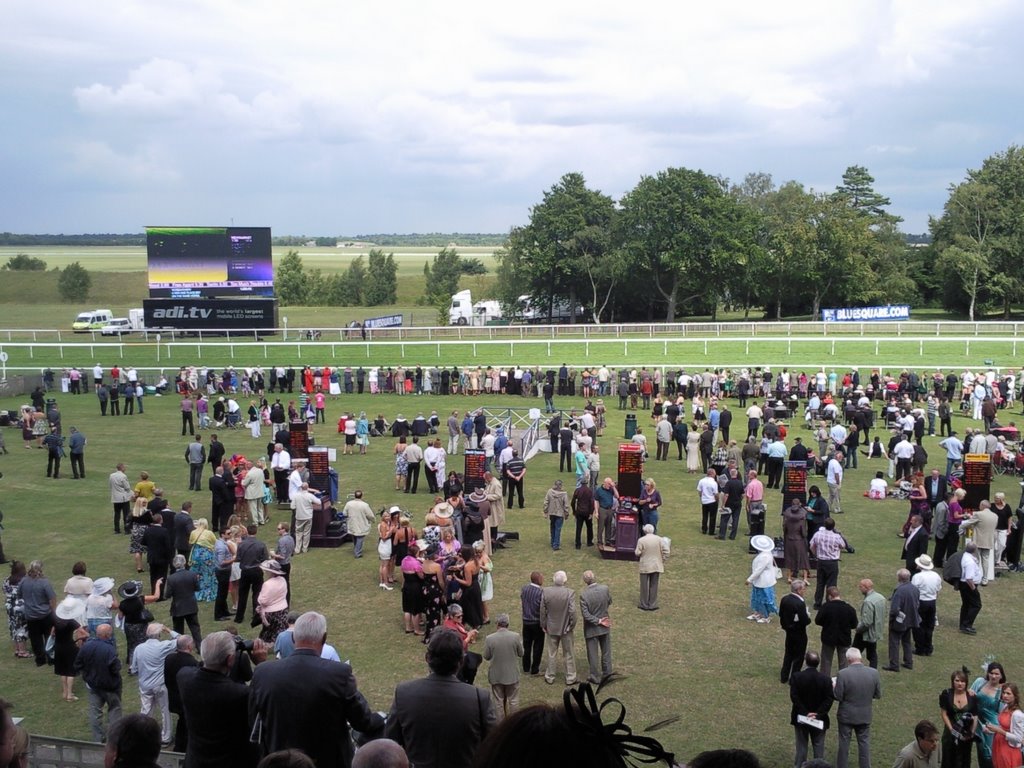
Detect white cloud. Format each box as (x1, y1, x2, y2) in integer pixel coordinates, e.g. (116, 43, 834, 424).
(1, 0, 1022, 233)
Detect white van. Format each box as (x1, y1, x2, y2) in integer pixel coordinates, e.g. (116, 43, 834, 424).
(72, 309, 114, 333)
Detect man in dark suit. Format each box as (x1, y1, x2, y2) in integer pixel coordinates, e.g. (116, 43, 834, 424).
(790, 651, 833, 767)
(141, 514, 173, 599)
(173, 502, 195, 561)
(883, 569, 920, 673)
(901, 515, 930, 574)
(250, 612, 382, 768)
(924, 468, 947, 510)
(180, 630, 263, 768)
(163, 635, 197, 753)
(207, 434, 226, 475)
(834, 647, 882, 768)
(165, 555, 202, 647)
(815, 585, 859, 678)
(208, 466, 234, 535)
(386, 629, 495, 768)
(779, 580, 811, 684)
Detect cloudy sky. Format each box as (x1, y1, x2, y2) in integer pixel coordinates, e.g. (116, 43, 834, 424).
(2, 0, 1022, 236)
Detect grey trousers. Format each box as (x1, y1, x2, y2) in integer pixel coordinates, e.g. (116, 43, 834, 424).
(87, 688, 122, 743)
(639, 573, 660, 610)
(585, 633, 612, 683)
(794, 724, 826, 768)
(836, 722, 871, 768)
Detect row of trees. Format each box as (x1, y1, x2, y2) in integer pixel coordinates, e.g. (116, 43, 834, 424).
(496, 148, 1023, 322)
(276, 249, 398, 307)
(3, 254, 92, 300)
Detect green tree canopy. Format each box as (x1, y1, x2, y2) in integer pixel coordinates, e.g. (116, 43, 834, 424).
(57, 261, 91, 301)
(2, 253, 47, 271)
(363, 250, 398, 305)
(276, 250, 308, 306)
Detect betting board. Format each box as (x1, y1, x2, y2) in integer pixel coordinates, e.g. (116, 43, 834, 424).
(963, 453, 992, 512)
(464, 449, 486, 493)
(290, 422, 308, 460)
(782, 461, 808, 508)
(617, 443, 644, 499)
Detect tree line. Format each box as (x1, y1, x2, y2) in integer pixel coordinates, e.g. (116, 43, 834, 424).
(495, 146, 1024, 323)
(276, 249, 399, 307)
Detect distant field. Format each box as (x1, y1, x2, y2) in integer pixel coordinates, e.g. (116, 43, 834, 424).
(0, 245, 499, 308)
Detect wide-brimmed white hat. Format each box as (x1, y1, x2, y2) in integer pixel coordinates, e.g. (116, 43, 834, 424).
(914, 554, 935, 571)
(56, 596, 85, 621)
(750, 535, 775, 553)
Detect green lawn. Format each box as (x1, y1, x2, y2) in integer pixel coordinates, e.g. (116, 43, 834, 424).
(1, 386, 1022, 766)
(1, 337, 1022, 376)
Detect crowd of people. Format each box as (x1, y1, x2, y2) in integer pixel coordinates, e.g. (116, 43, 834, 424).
(5, 360, 1024, 768)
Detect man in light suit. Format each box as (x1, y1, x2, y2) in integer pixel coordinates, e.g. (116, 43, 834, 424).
(790, 651, 833, 768)
(540, 570, 578, 686)
(834, 647, 882, 768)
(635, 524, 666, 611)
(249, 612, 383, 768)
(386, 629, 495, 768)
(962, 500, 999, 584)
(482, 614, 523, 721)
(579, 570, 613, 685)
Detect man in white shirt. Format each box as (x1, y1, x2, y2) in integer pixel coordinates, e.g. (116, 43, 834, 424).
(697, 469, 720, 537)
(892, 438, 916, 481)
(829, 422, 848, 450)
(93, 363, 103, 387)
(270, 444, 291, 504)
(423, 441, 443, 495)
(910, 555, 942, 656)
(480, 430, 496, 472)
(288, 460, 307, 502)
(958, 542, 982, 634)
(827, 451, 845, 514)
(745, 402, 764, 440)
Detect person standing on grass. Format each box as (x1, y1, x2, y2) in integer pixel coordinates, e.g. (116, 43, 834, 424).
(181, 395, 194, 436)
(827, 451, 844, 514)
(483, 613, 523, 722)
(519, 572, 544, 677)
(579, 570, 612, 685)
(74, 623, 122, 743)
(110, 463, 133, 535)
(185, 435, 205, 492)
(853, 579, 886, 669)
(834, 647, 882, 768)
(779, 580, 811, 685)
(343, 490, 376, 559)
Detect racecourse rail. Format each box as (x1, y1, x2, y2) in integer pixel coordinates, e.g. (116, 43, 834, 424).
(2, 319, 1024, 343)
(0, 320, 1023, 375)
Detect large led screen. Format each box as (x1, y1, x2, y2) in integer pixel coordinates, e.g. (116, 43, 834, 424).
(147, 226, 274, 298)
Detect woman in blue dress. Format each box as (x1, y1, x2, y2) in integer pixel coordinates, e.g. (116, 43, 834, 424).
(972, 661, 1006, 768)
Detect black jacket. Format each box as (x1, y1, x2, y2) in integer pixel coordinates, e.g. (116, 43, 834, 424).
(180, 666, 258, 768)
(815, 599, 858, 648)
(790, 666, 834, 729)
(74, 636, 122, 693)
(779, 593, 811, 636)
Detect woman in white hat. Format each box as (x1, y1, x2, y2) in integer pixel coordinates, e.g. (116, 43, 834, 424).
(52, 596, 86, 701)
(256, 560, 289, 643)
(85, 577, 118, 639)
(746, 535, 779, 624)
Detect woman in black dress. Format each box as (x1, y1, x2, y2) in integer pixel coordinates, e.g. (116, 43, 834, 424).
(116, 580, 161, 668)
(52, 597, 85, 702)
(939, 668, 979, 768)
(452, 545, 484, 629)
(420, 544, 446, 643)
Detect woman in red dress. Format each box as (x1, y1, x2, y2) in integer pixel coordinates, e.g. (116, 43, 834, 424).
(986, 683, 1024, 768)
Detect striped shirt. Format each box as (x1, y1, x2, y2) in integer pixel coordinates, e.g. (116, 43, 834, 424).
(809, 529, 846, 561)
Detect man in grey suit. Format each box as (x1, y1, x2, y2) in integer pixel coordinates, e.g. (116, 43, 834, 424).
(883, 569, 920, 673)
(834, 647, 882, 768)
(580, 570, 613, 685)
(386, 629, 495, 768)
(540, 570, 578, 686)
(482, 614, 523, 721)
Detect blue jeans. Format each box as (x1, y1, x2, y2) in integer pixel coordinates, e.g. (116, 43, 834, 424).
(549, 516, 564, 550)
(353, 535, 366, 558)
(642, 508, 660, 533)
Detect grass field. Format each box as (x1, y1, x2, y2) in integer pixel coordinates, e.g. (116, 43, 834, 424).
(1, 337, 1022, 378)
(1, 385, 1023, 766)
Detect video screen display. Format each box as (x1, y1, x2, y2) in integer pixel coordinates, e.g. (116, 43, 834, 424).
(147, 226, 274, 298)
